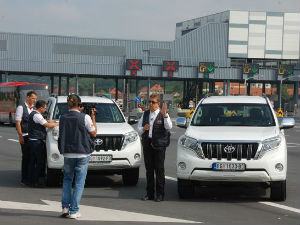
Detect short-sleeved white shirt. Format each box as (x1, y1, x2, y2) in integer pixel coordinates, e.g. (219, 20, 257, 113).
(15, 102, 34, 136)
(64, 110, 96, 158)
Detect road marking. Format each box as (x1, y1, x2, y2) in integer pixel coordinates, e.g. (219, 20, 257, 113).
(0, 199, 201, 223)
(287, 143, 300, 145)
(165, 176, 300, 214)
(259, 202, 300, 214)
(8, 139, 19, 142)
(166, 176, 177, 181)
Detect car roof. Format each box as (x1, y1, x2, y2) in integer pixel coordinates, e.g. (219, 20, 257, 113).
(55, 96, 114, 104)
(201, 96, 268, 104)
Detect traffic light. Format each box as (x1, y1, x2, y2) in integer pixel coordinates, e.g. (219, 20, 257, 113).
(285, 65, 294, 76)
(243, 63, 251, 74)
(278, 64, 285, 75)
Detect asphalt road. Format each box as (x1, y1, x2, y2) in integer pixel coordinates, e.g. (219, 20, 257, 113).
(0, 121, 299, 225)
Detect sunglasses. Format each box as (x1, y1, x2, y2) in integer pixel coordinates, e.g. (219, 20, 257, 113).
(148, 101, 158, 104)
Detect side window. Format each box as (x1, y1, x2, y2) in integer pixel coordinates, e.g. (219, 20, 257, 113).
(46, 100, 52, 120)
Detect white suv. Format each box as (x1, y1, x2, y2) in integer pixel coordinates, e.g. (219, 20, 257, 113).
(45, 96, 142, 186)
(176, 95, 295, 201)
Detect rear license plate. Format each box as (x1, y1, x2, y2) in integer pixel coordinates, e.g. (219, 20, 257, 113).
(212, 162, 246, 171)
(90, 155, 112, 163)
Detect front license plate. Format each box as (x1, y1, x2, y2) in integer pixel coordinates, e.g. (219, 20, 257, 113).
(212, 162, 246, 171)
(90, 155, 112, 163)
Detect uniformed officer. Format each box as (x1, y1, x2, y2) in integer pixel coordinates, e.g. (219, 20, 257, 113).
(58, 94, 97, 219)
(28, 100, 59, 187)
(138, 93, 172, 202)
(15, 91, 37, 185)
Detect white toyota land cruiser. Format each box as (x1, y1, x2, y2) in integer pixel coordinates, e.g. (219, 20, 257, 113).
(45, 96, 142, 186)
(176, 95, 295, 201)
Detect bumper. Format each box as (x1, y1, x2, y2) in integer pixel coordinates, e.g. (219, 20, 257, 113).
(177, 143, 287, 182)
(46, 134, 142, 170)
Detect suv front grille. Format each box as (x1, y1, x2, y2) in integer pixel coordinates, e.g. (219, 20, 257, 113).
(94, 135, 124, 151)
(201, 142, 259, 160)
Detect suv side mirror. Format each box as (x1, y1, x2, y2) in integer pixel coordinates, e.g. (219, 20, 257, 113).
(128, 115, 138, 125)
(176, 117, 187, 128)
(280, 117, 295, 129)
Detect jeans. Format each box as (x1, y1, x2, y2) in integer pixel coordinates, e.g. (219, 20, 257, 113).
(61, 156, 90, 214)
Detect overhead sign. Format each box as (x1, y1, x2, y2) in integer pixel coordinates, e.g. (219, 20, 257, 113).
(162, 61, 179, 72)
(126, 59, 142, 70)
(199, 62, 215, 73)
(243, 64, 259, 75)
(278, 64, 294, 76)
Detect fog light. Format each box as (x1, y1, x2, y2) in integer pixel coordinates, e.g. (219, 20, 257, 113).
(178, 162, 186, 170)
(51, 153, 60, 162)
(275, 163, 284, 172)
(134, 153, 141, 160)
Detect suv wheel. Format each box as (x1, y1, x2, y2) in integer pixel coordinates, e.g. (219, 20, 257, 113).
(270, 180, 286, 201)
(45, 162, 61, 187)
(122, 168, 139, 186)
(178, 178, 195, 198)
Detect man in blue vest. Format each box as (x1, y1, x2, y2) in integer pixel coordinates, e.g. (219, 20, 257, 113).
(58, 94, 97, 219)
(28, 100, 59, 187)
(138, 93, 172, 202)
(15, 91, 37, 185)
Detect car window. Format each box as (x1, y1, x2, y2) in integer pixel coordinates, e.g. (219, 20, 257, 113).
(191, 103, 275, 127)
(53, 102, 125, 123)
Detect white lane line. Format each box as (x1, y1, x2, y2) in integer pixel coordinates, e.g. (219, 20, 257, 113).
(165, 176, 177, 181)
(165, 176, 300, 214)
(259, 202, 300, 214)
(8, 139, 19, 142)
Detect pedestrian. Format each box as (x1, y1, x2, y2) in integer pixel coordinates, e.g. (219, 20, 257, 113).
(28, 100, 59, 187)
(15, 91, 37, 185)
(138, 93, 172, 202)
(58, 94, 97, 219)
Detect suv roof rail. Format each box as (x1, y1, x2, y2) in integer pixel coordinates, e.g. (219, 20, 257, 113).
(204, 93, 218, 98)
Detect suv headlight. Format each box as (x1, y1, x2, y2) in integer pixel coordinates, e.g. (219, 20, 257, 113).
(52, 126, 59, 141)
(121, 131, 138, 150)
(256, 136, 281, 159)
(179, 135, 204, 159)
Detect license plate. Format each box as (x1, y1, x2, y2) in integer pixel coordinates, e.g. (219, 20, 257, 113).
(212, 162, 246, 171)
(90, 155, 112, 163)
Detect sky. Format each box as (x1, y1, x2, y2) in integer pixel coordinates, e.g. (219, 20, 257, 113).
(0, 0, 299, 41)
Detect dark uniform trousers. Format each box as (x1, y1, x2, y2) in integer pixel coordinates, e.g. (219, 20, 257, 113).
(20, 135, 30, 183)
(143, 138, 166, 198)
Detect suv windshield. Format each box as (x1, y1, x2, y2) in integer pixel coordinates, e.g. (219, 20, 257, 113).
(53, 103, 125, 123)
(191, 103, 275, 127)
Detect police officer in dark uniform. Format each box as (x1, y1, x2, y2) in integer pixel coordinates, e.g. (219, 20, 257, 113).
(138, 93, 172, 202)
(15, 91, 37, 185)
(28, 100, 59, 187)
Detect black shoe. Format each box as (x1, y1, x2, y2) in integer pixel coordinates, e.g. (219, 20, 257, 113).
(141, 195, 154, 201)
(155, 195, 164, 202)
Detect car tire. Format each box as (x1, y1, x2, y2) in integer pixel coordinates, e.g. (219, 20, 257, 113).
(122, 168, 139, 186)
(270, 180, 286, 201)
(45, 163, 61, 187)
(178, 178, 195, 198)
